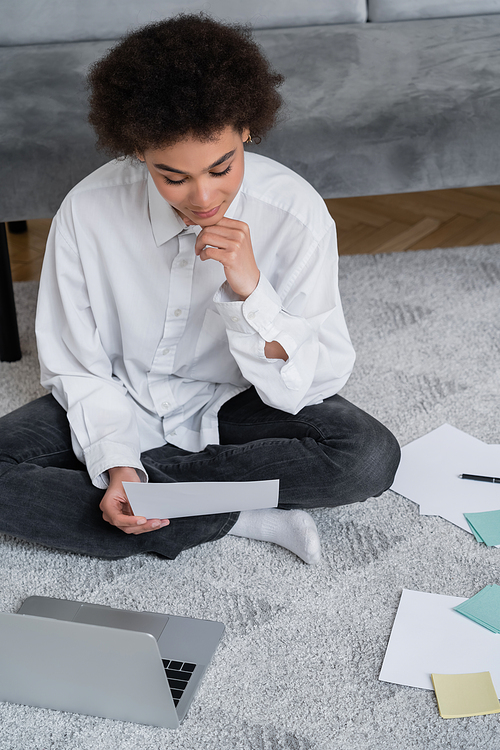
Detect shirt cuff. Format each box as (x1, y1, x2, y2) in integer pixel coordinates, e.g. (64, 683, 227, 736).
(83, 440, 148, 489)
(214, 276, 283, 339)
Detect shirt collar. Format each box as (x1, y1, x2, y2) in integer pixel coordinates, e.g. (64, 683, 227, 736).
(147, 170, 244, 246)
(224, 186, 242, 221)
(147, 172, 194, 246)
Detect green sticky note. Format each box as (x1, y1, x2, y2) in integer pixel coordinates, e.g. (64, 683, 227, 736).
(432, 672, 500, 718)
(464, 510, 500, 546)
(465, 516, 486, 543)
(454, 585, 500, 633)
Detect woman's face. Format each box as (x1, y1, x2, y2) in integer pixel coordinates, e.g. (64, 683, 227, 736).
(140, 126, 250, 226)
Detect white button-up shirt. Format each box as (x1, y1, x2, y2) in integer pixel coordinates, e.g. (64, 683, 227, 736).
(36, 153, 355, 488)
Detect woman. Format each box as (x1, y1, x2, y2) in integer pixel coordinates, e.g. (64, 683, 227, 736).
(0, 14, 400, 564)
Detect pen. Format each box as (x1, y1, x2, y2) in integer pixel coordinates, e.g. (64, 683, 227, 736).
(460, 474, 500, 484)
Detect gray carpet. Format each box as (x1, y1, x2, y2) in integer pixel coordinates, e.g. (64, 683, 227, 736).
(1, 245, 500, 749)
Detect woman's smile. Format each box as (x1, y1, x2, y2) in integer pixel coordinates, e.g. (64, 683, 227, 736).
(189, 204, 221, 219)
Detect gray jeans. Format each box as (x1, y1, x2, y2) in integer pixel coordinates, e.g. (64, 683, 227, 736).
(0, 388, 400, 559)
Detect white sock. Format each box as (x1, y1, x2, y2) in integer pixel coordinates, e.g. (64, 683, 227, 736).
(228, 508, 321, 564)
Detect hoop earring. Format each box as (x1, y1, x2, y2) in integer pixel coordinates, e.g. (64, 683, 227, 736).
(245, 134, 253, 144)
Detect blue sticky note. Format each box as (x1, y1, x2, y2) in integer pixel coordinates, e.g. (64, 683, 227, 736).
(454, 585, 500, 634)
(464, 510, 500, 546)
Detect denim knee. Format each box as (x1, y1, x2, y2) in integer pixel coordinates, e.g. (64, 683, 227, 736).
(365, 422, 401, 497)
(321, 407, 401, 503)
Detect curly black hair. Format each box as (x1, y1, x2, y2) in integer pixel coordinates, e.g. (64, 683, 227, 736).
(87, 13, 284, 156)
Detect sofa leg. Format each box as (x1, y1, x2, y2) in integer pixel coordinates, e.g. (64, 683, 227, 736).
(0, 222, 22, 362)
(7, 221, 28, 234)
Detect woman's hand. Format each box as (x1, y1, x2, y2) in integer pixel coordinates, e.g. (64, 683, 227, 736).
(195, 217, 260, 299)
(100, 466, 170, 535)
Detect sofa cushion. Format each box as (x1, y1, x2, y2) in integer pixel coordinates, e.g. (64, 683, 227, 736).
(0, 41, 110, 221)
(368, 0, 500, 23)
(251, 15, 500, 198)
(0, 0, 367, 46)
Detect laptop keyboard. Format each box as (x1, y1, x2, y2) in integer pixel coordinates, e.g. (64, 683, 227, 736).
(162, 659, 196, 706)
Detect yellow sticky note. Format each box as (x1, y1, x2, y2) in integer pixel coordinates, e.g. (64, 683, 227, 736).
(431, 672, 500, 719)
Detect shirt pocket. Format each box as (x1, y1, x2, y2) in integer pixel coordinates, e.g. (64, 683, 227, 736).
(198, 308, 228, 341)
(190, 308, 242, 384)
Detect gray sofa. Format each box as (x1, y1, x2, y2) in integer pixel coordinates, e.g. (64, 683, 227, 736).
(2, 0, 500, 361)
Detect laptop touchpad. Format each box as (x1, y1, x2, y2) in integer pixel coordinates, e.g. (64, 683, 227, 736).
(75, 604, 168, 640)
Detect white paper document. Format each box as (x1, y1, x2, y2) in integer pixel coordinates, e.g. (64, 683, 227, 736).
(391, 424, 500, 534)
(123, 479, 279, 519)
(379, 589, 500, 692)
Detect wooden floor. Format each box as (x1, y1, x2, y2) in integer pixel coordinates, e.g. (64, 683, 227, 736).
(326, 185, 500, 256)
(7, 185, 500, 282)
(8, 218, 52, 283)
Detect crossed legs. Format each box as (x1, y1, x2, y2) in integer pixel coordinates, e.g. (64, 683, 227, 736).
(0, 389, 400, 561)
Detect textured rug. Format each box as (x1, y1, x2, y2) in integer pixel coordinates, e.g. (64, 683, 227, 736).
(1, 245, 500, 750)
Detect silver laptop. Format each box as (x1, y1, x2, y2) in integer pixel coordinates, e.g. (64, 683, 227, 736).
(0, 596, 224, 728)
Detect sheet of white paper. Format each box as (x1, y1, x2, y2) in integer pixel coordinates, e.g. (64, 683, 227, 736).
(391, 425, 500, 534)
(123, 479, 279, 519)
(379, 589, 500, 693)
(391, 424, 485, 514)
(431, 444, 500, 528)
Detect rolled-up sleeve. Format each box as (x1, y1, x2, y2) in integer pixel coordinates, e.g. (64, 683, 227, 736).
(213, 224, 355, 414)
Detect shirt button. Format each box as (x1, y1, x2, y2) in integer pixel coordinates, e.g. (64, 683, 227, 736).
(178, 259, 188, 268)
(174, 309, 182, 317)
(247, 311, 257, 319)
(231, 316, 239, 322)
(162, 401, 170, 409)
(162, 348, 170, 355)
